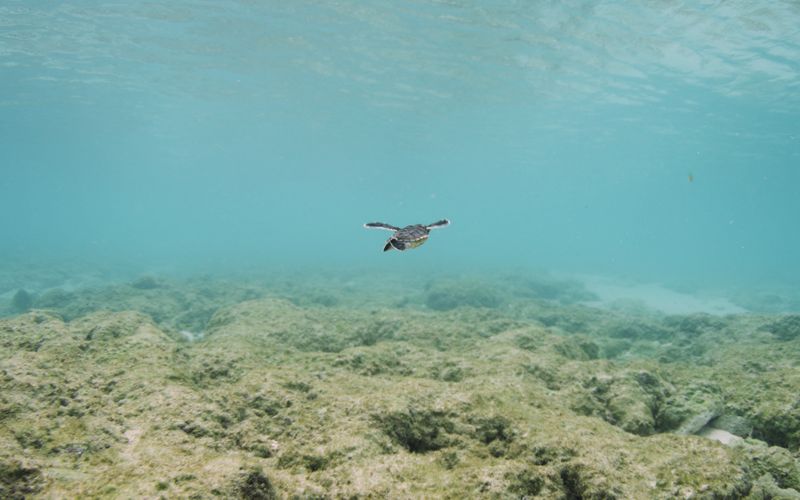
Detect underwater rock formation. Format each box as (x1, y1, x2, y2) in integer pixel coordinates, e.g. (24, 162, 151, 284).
(760, 314, 800, 341)
(230, 468, 277, 500)
(571, 370, 669, 436)
(374, 407, 456, 453)
(425, 281, 501, 311)
(0, 274, 799, 497)
(11, 289, 33, 313)
(33, 288, 72, 309)
(0, 460, 42, 499)
(130, 275, 160, 290)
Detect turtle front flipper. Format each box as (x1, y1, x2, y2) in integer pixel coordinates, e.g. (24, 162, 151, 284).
(425, 219, 450, 229)
(365, 222, 400, 231)
(383, 240, 395, 252)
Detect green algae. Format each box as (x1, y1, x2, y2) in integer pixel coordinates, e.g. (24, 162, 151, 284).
(425, 280, 501, 311)
(231, 468, 277, 499)
(760, 314, 800, 341)
(0, 274, 799, 497)
(374, 407, 457, 453)
(0, 460, 42, 499)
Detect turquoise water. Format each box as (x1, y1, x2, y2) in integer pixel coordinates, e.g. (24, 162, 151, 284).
(2, 1, 799, 294)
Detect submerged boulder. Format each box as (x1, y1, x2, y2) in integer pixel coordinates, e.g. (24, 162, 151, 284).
(572, 370, 668, 436)
(743, 441, 800, 492)
(0, 460, 42, 499)
(661, 383, 724, 435)
(425, 282, 500, 311)
(760, 315, 800, 341)
(11, 289, 33, 313)
(710, 414, 753, 438)
(230, 468, 277, 500)
(373, 407, 456, 453)
(131, 275, 161, 290)
(34, 289, 72, 309)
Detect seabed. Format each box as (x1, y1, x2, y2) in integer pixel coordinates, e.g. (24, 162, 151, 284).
(1, 270, 799, 498)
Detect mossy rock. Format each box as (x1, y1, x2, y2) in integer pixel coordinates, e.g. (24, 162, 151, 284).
(514, 329, 548, 351)
(0, 460, 42, 499)
(743, 442, 800, 491)
(34, 289, 73, 309)
(11, 290, 33, 313)
(601, 318, 672, 340)
(505, 467, 544, 496)
(429, 362, 466, 382)
(77, 312, 153, 341)
(131, 275, 161, 290)
(2, 274, 799, 497)
(749, 402, 800, 450)
(710, 414, 753, 438)
(553, 337, 600, 361)
(559, 463, 623, 499)
(425, 283, 500, 311)
(373, 407, 456, 453)
(749, 474, 800, 499)
(663, 313, 728, 335)
(759, 315, 800, 341)
(533, 311, 589, 333)
(661, 382, 723, 435)
(230, 468, 277, 500)
(573, 370, 669, 436)
(520, 277, 597, 304)
(276, 448, 345, 472)
(471, 415, 514, 445)
(353, 319, 399, 346)
(601, 339, 632, 359)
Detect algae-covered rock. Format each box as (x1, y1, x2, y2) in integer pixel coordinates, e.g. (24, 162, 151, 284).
(131, 275, 161, 290)
(472, 415, 513, 444)
(530, 308, 591, 333)
(429, 361, 467, 382)
(425, 282, 500, 311)
(34, 288, 72, 309)
(751, 403, 800, 451)
(373, 407, 456, 453)
(333, 348, 412, 376)
(505, 467, 544, 496)
(559, 463, 623, 499)
(1, 273, 799, 497)
(230, 468, 277, 500)
(11, 289, 33, 313)
(516, 276, 598, 304)
(663, 313, 728, 335)
(659, 382, 724, 435)
(741, 441, 800, 491)
(601, 317, 672, 340)
(710, 414, 753, 438)
(0, 460, 42, 499)
(572, 370, 668, 436)
(76, 310, 155, 341)
(553, 336, 600, 361)
(760, 315, 800, 341)
(749, 474, 800, 499)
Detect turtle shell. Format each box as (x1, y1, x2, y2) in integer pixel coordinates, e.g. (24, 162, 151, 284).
(389, 224, 430, 251)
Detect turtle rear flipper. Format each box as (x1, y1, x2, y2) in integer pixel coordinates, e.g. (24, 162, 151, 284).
(365, 222, 400, 231)
(426, 219, 450, 229)
(389, 239, 407, 251)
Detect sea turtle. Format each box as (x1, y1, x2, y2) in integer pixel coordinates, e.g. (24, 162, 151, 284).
(363, 219, 450, 252)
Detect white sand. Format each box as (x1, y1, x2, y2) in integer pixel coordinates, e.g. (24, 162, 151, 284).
(580, 276, 747, 315)
(697, 427, 744, 446)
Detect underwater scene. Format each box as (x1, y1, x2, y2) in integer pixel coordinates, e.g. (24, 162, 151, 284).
(2, 1, 800, 498)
